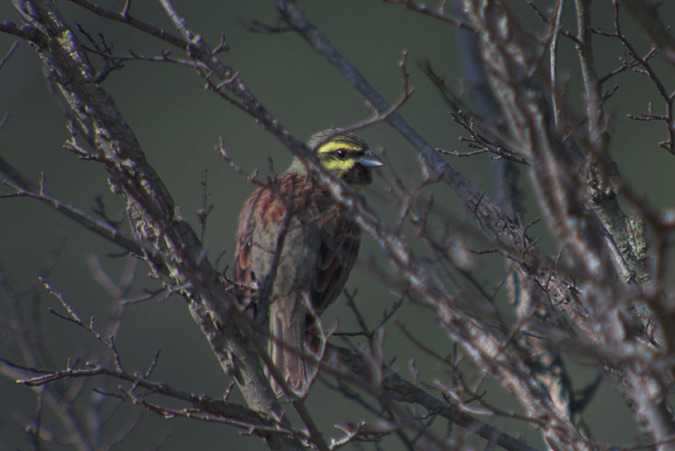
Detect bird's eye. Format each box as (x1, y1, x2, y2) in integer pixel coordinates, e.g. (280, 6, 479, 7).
(336, 149, 348, 159)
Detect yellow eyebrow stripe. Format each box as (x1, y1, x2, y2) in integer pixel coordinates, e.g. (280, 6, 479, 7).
(316, 141, 363, 154)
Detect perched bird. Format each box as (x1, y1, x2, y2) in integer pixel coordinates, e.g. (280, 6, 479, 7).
(233, 129, 384, 397)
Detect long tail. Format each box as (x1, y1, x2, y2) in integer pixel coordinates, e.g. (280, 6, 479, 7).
(268, 293, 308, 398)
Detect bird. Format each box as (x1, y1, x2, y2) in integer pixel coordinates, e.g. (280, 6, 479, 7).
(232, 129, 384, 397)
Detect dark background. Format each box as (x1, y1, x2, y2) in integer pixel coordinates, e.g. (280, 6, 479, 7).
(1, 1, 673, 449)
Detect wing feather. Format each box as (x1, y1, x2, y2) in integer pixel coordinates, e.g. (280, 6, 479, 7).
(232, 173, 361, 397)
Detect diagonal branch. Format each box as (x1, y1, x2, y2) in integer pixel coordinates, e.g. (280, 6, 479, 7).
(9, 1, 302, 450)
(0, 153, 165, 272)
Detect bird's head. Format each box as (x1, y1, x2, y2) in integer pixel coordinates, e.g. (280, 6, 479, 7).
(289, 129, 385, 187)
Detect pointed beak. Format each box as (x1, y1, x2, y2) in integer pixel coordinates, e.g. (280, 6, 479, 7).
(358, 150, 385, 168)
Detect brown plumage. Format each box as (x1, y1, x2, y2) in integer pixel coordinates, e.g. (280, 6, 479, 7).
(233, 130, 384, 397)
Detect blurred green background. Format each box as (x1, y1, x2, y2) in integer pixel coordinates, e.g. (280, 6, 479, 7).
(1, 1, 673, 449)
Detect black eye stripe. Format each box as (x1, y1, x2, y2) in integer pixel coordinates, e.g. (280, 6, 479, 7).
(331, 149, 361, 159)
